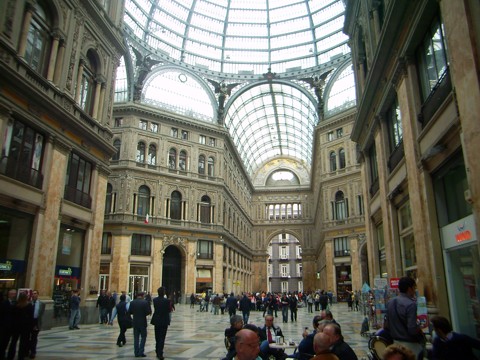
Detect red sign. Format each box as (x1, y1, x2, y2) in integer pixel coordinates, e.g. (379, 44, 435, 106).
(455, 230, 472, 243)
(390, 278, 400, 288)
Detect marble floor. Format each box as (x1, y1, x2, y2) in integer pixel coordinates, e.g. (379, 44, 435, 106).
(32, 302, 371, 359)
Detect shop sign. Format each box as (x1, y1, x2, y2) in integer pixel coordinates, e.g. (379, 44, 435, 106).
(59, 267, 73, 276)
(374, 277, 388, 289)
(389, 277, 400, 288)
(0, 261, 12, 271)
(441, 214, 477, 250)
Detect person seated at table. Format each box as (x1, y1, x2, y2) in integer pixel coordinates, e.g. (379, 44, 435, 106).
(320, 310, 340, 329)
(223, 315, 244, 360)
(288, 316, 329, 359)
(311, 332, 339, 360)
(428, 315, 480, 360)
(323, 323, 358, 360)
(259, 314, 287, 360)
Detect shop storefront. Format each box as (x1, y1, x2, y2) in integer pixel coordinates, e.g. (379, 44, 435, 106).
(129, 265, 149, 298)
(335, 264, 352, 302)
(53, 225, 84, 292)
(0, 207, 33, 294)
(441, 214, 479, 339)
(196, 268, 212, 294)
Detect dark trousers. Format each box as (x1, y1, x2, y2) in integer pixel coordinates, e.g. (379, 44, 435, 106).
(133, 326, 147, 357)
(0, 328, 12, 360)
(154, 325, 168, 357)
(282, 306, 288, 322)
(29, 324, 40, 356)
(8, 329, 30, 360)
(290, 308, 297, 322)
(116, 324, 127, 345)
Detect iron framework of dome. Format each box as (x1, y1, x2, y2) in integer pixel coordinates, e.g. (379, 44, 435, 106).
(119, 0, 356, 179)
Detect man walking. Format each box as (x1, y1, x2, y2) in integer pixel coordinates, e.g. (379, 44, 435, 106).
(128, 292, 152, 358)
(150, 287, 171, 360)
(386, 277, 424, 360)
(69, 290, 81, 330)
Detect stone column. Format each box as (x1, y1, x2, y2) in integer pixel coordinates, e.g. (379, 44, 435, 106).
(32, 139, 70, 298)
(92, 78, 103, 120)
(110, 233, 131, 295)
(53, 39, 66, 84)
(17, 2, 34, 57)
(46, 31, 61, 81)
(74, 59, 85, 104)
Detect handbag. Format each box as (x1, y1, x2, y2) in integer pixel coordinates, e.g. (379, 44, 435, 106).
(125, 316, 133, 329)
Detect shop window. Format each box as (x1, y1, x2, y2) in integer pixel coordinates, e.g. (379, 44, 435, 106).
(198, 155, 205, 174)
(416, 17, 448, 101)
(398, 201, 417, 278)
(207, 156, 215, 176)
(136, 185, 150, 216)
(179, 150, 187, 171)
(101, 232, 112, 254)
(197, 240, 213, 259)
(112, 139, 120, 161)
(105, 183, 114, 214)
(139, 120, 147, 130)
(147, 144, 156, 165)
(55, 225, 85, 291)
(78, 51, 98, 115)
(136, 142, 145, 163)
(334, 236, 350, 257)
(334, 191, 348, 220)
(0, 118, 44, 188)
(329, 151, 337, 172)
(339, 148, 346, 169)
(64, 152, 92, 208)
(199, 195, 211, 223)
(168, 148, 176, 169)
(24, 1, 51, 76)
(131, 234, 151, 256)
(170, 191, 182, 220)
(368, 144, 379, 196)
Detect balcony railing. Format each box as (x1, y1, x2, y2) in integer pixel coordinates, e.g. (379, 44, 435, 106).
(418, 67, 452, 128)
(64, 185, 92, 208)
(0, 157, 43, 189)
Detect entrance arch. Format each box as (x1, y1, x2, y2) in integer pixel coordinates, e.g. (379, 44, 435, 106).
(162, 245, 182, 296)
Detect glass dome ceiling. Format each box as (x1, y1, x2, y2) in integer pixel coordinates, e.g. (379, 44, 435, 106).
(121, 0, 353, 179)
(124, 0, 349, 75)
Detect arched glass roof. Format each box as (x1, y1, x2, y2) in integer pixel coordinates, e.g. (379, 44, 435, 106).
(121, 0, 353, 178)
(225, 82, 317, 175)
(124, 0, 348, 75)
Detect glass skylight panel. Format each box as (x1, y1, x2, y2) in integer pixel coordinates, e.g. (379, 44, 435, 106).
(325, 65, 356, 115)
(161, 1, 189, 21)
(194, 1, 226, 19)
(270, 3, 307, 22)
(225, 35, 268, 50)
(190, 15, 224, 34)
(114, 57, 128, 102)
(226, 23, 268, 37)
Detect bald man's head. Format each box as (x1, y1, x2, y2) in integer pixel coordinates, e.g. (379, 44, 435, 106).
(313, 332, 332, 354)
(235, 329, 260, 360)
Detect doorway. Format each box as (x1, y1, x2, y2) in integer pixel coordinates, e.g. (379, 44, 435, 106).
(162, 246, 182, 297)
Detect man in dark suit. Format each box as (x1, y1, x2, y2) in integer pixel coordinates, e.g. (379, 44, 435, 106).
(29, 289, 45, 359)
(0, 289, 17, 360)
(259, 315, 286, 360)
(128, 292, 152, 358)
(150, 287, 171, 360)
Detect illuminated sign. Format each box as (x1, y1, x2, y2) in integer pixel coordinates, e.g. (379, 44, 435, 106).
(0, 261, 12, 271)
(59, 268, 73, 276)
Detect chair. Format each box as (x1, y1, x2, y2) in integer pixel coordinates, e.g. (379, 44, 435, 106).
(368, 336, 390, 360)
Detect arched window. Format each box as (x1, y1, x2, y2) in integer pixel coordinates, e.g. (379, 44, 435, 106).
(137, 185, 150, 216)
(79, 51, 98, 115)
(329, 151, 337, 172)
(208, 156, 215, 176)
(148, 144, 156, 165)
(24, 1, 51, 75)
(105, 183, 113, 214)
(168, 148, 177, 169)
(179, 150, 187, 171)
(170, 191, 182, 220)
(136, 142, 145, 163)
(198, 155, 205, 174)
(199, 195, 211, 223)
(334, 191, 347, 220)
(339, 148, 346, 169)
(112, 139, 121, 161)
